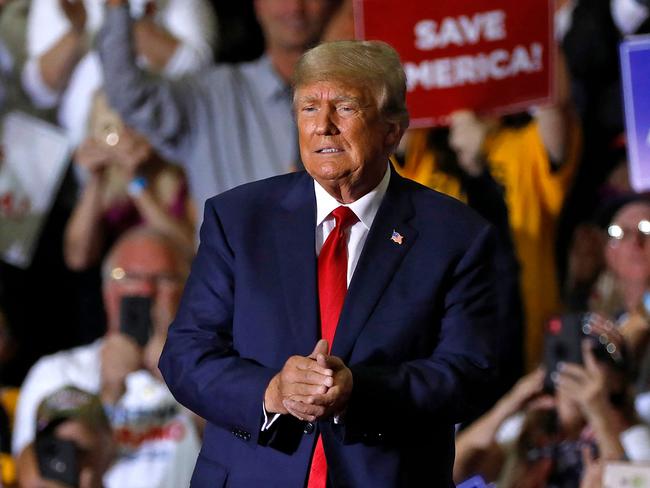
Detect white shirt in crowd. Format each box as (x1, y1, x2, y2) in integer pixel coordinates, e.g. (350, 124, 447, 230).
(22, 0, 216, 146)
(12, 339, 200, 488)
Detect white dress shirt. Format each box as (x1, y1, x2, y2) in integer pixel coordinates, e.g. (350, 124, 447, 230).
(262, 165, 391, 430)
(314, 165, 391, 284)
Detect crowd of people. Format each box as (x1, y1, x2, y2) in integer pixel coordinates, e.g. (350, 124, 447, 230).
(0, 0, 649, 486)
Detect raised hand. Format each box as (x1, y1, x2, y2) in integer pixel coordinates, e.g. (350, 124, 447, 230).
(74, 138, 113, 176)
(584, 313, 625, 364)
(449, 110, 491, 177)
(100, 333, 143, 404)
(553, 341, 609, 418)
(59, 0, 87, 35)
(500, 367, 546, 415)
(112, 127, 154, 178)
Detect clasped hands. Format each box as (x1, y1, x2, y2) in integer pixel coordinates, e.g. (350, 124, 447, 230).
(264, 339, 353, 423)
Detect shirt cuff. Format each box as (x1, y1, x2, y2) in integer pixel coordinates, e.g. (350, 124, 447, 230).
(261, 402, 281, 432)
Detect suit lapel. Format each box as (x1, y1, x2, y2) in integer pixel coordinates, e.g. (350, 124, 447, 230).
(332, 171, 418, 360)
(272, 173, 320, 354)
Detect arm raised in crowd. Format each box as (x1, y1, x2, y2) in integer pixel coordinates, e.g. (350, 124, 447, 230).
(449, 43, 578, 173)
(97, 2, 196, 164)
(535, 45, 576, 166)
(132, 0, 216, 76)
(555, 342, 627, 461)
(453, 368, 546, 484)
(23, 0, 88, 104)
(63, 139, 111, 270)
(64, 130, 195, 271)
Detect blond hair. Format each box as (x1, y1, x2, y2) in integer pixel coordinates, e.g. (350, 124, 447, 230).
(293, 40, 409, 130)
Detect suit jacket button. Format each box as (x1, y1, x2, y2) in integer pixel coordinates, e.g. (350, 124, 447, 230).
(303, 422, 314, 434)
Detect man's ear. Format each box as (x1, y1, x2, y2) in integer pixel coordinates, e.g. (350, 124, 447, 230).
(384, 122, 404, 151)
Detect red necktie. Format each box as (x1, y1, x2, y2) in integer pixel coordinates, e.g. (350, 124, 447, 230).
(308, 206, 358, 488)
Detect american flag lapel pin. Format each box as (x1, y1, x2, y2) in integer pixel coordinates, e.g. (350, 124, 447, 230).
(390, 229, 403, 245)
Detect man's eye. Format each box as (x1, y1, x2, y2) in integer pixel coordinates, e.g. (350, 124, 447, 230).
(301, 106, 317, 113)
(337, 106, 355, 114)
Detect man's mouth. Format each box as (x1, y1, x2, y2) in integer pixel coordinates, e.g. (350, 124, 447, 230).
(316, 148, 343, 154)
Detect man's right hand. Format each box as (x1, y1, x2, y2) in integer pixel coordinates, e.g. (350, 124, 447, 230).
(74, 138, 113, 176)
(100, 333, 143, 405)
(264, 340, 333, 415)
(449, 110, 490, 177)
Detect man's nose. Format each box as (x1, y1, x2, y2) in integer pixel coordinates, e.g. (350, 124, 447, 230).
(315, 107, 339, 135)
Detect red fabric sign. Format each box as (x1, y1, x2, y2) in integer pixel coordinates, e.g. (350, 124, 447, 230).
(354, 0, 554, 127)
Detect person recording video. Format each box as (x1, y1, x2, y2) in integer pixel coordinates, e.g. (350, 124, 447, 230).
(454, 312, 650, 487)
(14, 228, 200, 488)
(18, 386, 115, 488)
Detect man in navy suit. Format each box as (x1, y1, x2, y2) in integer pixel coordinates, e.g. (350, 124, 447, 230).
(159, 40, 498, 487)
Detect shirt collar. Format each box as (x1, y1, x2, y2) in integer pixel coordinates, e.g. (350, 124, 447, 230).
(255, 55, 291, 102)
(314, 163, 391, 230)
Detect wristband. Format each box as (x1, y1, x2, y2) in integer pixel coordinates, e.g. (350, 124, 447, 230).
(127, 176, 148, 197)
(642, 290, 650, 321)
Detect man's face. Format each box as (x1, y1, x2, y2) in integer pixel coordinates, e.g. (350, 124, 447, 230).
(605, 202, 650, 282)
(295, 80, 400, 199)
(254, 0, 335, 52)
(103, 237, 185, 336)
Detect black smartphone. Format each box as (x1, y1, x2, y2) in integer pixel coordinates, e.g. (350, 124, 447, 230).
(35, 436, 79, 487)
(543, 313, 588, 392)
(120, 295, 152, 347)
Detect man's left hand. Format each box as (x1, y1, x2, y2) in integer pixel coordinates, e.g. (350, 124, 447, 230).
(554, 341, 610, 419)
(100, 333, 143, 405)
(283, 353, 353, 423)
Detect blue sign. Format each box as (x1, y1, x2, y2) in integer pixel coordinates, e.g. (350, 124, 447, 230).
(621, 36, 650, 192)
(457, 475, 493, 488)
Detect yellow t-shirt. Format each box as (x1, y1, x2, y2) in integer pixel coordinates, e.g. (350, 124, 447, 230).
(395, 128, 466, 204)
(485, 120, 580, 369)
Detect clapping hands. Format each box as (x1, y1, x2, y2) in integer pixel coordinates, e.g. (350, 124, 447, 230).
(265, 340, 353, 422)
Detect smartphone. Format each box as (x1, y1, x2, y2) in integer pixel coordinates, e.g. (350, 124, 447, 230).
(35, 436, 79, 487)
(543, 313, 587, 392)
(120, 295, 152, 347)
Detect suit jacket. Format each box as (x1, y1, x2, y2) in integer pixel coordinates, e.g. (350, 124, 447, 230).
(159, 169, 498, 487)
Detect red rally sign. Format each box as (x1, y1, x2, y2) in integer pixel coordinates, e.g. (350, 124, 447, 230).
(353, 0, 554, 127)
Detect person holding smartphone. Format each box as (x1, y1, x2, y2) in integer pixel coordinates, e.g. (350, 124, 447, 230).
(17, 386, 115, 488)
(14, 228, 200, 488)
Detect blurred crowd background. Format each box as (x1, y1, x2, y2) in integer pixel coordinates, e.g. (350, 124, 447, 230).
(0, 0, 650, 486)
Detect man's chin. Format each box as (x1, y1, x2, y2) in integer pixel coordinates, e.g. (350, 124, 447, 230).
(276, 33, 321, 52)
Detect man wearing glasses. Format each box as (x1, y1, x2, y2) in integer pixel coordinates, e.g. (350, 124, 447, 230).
(13, 227, 201, 488)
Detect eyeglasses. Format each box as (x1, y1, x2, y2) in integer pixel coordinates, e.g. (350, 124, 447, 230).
(607, 219, 650, 243)
(108, 267, 184, 288)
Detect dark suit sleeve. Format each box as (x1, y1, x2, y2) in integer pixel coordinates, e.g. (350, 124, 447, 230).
(159, 200, 276, 444)
(339, 223, 498, 443)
